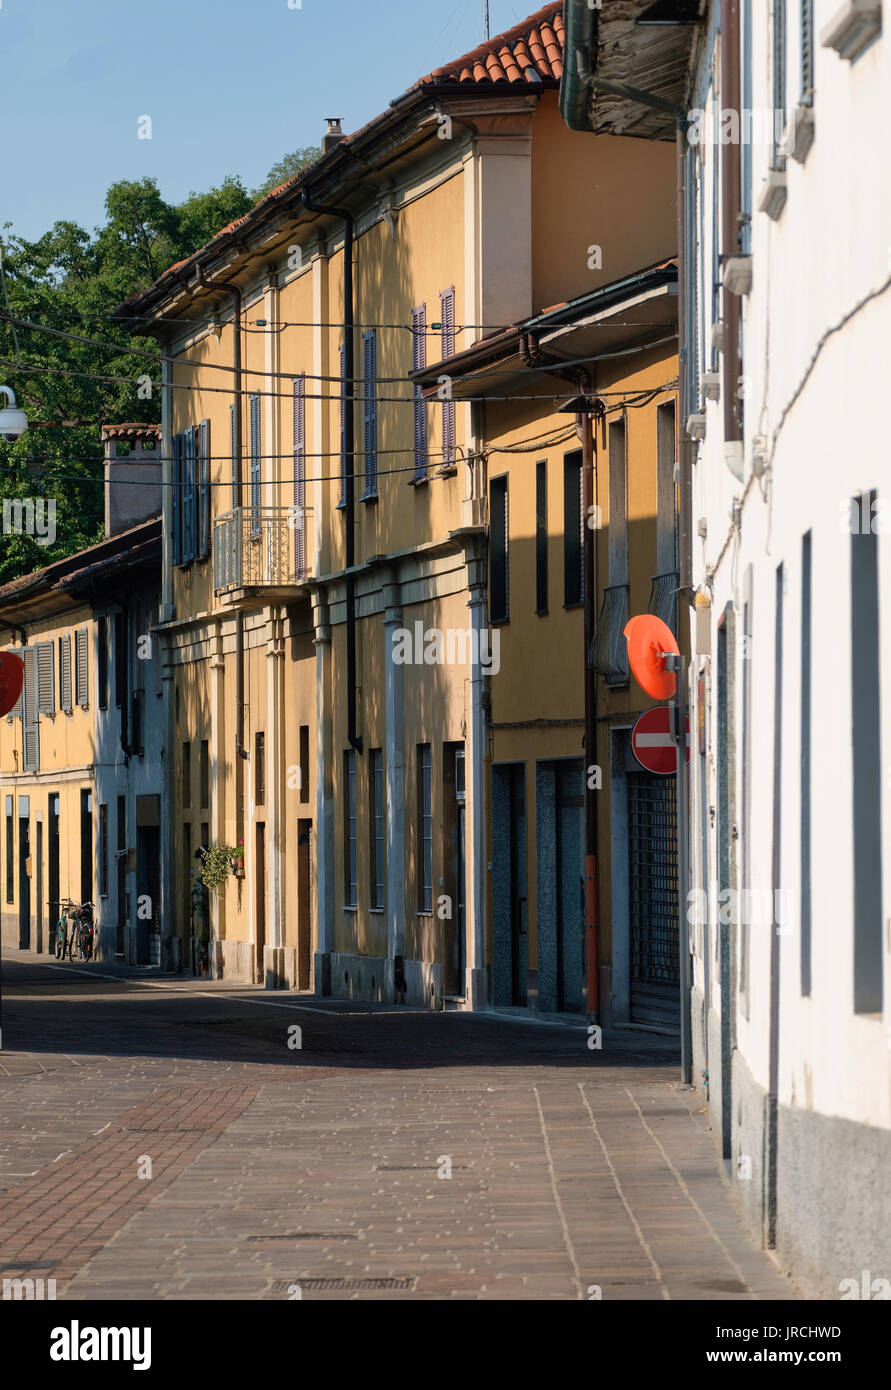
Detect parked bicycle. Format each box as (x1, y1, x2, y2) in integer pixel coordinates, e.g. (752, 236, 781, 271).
(53, 899, 94, 961)
(71, 902, 94, 961)
(53, 898, 75, 959)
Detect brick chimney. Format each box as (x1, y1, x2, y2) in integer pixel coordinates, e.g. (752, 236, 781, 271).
(323, 118, 345, 153)
(101, 424, 162, 538)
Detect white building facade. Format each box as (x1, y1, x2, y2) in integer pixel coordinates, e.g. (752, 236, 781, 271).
(682, 0, 890, 1296)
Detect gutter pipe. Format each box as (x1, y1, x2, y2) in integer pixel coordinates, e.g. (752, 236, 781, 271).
(301, 188, 362, 754)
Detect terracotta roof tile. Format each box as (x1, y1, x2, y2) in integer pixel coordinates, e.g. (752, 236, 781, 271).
(418, 1, 563, 87)
(142, 4, 565, 295)
(101, 423, 161, 441)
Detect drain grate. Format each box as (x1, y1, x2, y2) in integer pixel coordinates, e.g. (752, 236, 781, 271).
(693, 1278, 748, 1294)
(375, 1164, 468, 1172)
(247, 1232, 358, 1242)
(0, 1261, 58, 1272)
(272, 1276, 416, 1293)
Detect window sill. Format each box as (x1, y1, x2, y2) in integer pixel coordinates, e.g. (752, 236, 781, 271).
(563, 602, 584, 612)
(359, 490, 378, 504)
(335, 499, 347, 512)
(416, 910, 433, 919)
(369, 906, 385, 915)
(343, 904, 358, 913)
(437, 464, 458, 478)
(409, 474, 429, 487)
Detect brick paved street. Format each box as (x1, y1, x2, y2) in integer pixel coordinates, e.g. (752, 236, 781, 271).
(0, 953, 801, 1302)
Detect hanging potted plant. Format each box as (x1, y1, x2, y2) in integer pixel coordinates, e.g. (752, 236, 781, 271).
(232, 840, 245, 877)
(199, 842, 236, 893)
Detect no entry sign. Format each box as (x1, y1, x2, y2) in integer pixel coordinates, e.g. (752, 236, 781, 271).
(631, 706, 690, 775)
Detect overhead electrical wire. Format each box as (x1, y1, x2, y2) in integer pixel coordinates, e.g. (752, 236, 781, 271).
(0, 388, 666, 491)
(0, 352, 679, 409)
(6, 302, 678, 336)
(0, 310, 679, 386)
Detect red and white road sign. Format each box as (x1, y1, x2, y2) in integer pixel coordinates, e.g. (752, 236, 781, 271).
(631, 706, 690, 775)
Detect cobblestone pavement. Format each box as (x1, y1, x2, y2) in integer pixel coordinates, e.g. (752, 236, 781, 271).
(0, 952, 801, 1301)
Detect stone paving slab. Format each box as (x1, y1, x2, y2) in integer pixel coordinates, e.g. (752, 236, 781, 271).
(0, 953, 801, 1302)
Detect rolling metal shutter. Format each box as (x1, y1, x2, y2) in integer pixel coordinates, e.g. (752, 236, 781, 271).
(628, 769, 680, 1029)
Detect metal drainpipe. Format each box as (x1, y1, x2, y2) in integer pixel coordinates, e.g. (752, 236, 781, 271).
(521, 332, 601, 1020)
(721, 0, 743, 445)
(676, 123, 693, 599)
(119, 602, 130, 757)
(301, 188, 361, 754)
(188, 267, 248, 870)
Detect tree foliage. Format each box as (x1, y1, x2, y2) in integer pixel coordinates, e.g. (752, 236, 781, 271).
(0, 155, 319, 585)
(252, 147, 320, 201)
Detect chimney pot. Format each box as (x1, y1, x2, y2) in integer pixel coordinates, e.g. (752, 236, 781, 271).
(323, 117, 345, 153)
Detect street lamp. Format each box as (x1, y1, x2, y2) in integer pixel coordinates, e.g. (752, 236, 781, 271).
(0, 386, 28, 442)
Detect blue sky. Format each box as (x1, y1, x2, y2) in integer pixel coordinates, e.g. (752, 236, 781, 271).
(0, 0, 534, 241)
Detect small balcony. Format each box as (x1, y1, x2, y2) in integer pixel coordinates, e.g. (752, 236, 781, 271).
(589, 583, 629, 685)
(213, 506, 314, 599)
(648, 571, 679, 637)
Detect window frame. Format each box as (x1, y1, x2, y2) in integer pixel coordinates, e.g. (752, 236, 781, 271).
(489, 473, 509, 624)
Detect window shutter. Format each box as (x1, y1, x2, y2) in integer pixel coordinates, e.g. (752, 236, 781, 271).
(293, 375, 306, 577)
(199, 418, 211, 559)
(22, 646, 39, 772)
(172, 432, 183, 567)
(250, 394, 261, 533)
(230, 403, 238, 509)
(182, 426, 197, 562)
(535, 460, 548, 615)
(362, 330, 377, 497)
(59, 634, 72, 711)
(489, 475, 509, 623)
(339, 343, 348, 507)
(75, 628, 89, 708)
(412, 305, 427, 481)
(36, 640, 54, 716)
(9, 656, 23, 718)
(440, 288, 456, 469)
(773, 0, 787, 168)
(801, 0, 814, 104)
(563, 451, 584, 607)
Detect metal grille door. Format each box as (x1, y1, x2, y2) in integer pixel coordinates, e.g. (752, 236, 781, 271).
(628, 771, 680, 1029)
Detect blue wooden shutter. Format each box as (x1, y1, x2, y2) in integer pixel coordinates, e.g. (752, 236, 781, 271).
(182, 426, 196, 562)
(362, 330, 377, 498)
(412, 304, 427, 481)
(339, 344, 347, 508)
(75, 628, 89, 708)
(172, 432, 183, 567)
(440, 287, 456, 469)
(59, 634, 72, 712)
(250, 394, 261, 535)
(293, 375, 306, 576)
(36, 641, 54, 715)
(22, 646, 39, 772)
(199, 419, 211, 559)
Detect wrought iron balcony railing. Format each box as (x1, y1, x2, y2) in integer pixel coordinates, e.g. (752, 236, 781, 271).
(213, 506, 314, 595)
(589, 582, 629, 684)
(648, 570, 679, 637)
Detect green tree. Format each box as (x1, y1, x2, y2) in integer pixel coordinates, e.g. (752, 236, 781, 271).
(0, 152, 315, 585)
(252, 147, 321, 200)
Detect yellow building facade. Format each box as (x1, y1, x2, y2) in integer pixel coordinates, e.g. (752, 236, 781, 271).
(0, 507, 163, 964)
(119, 4, 680, 1013)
